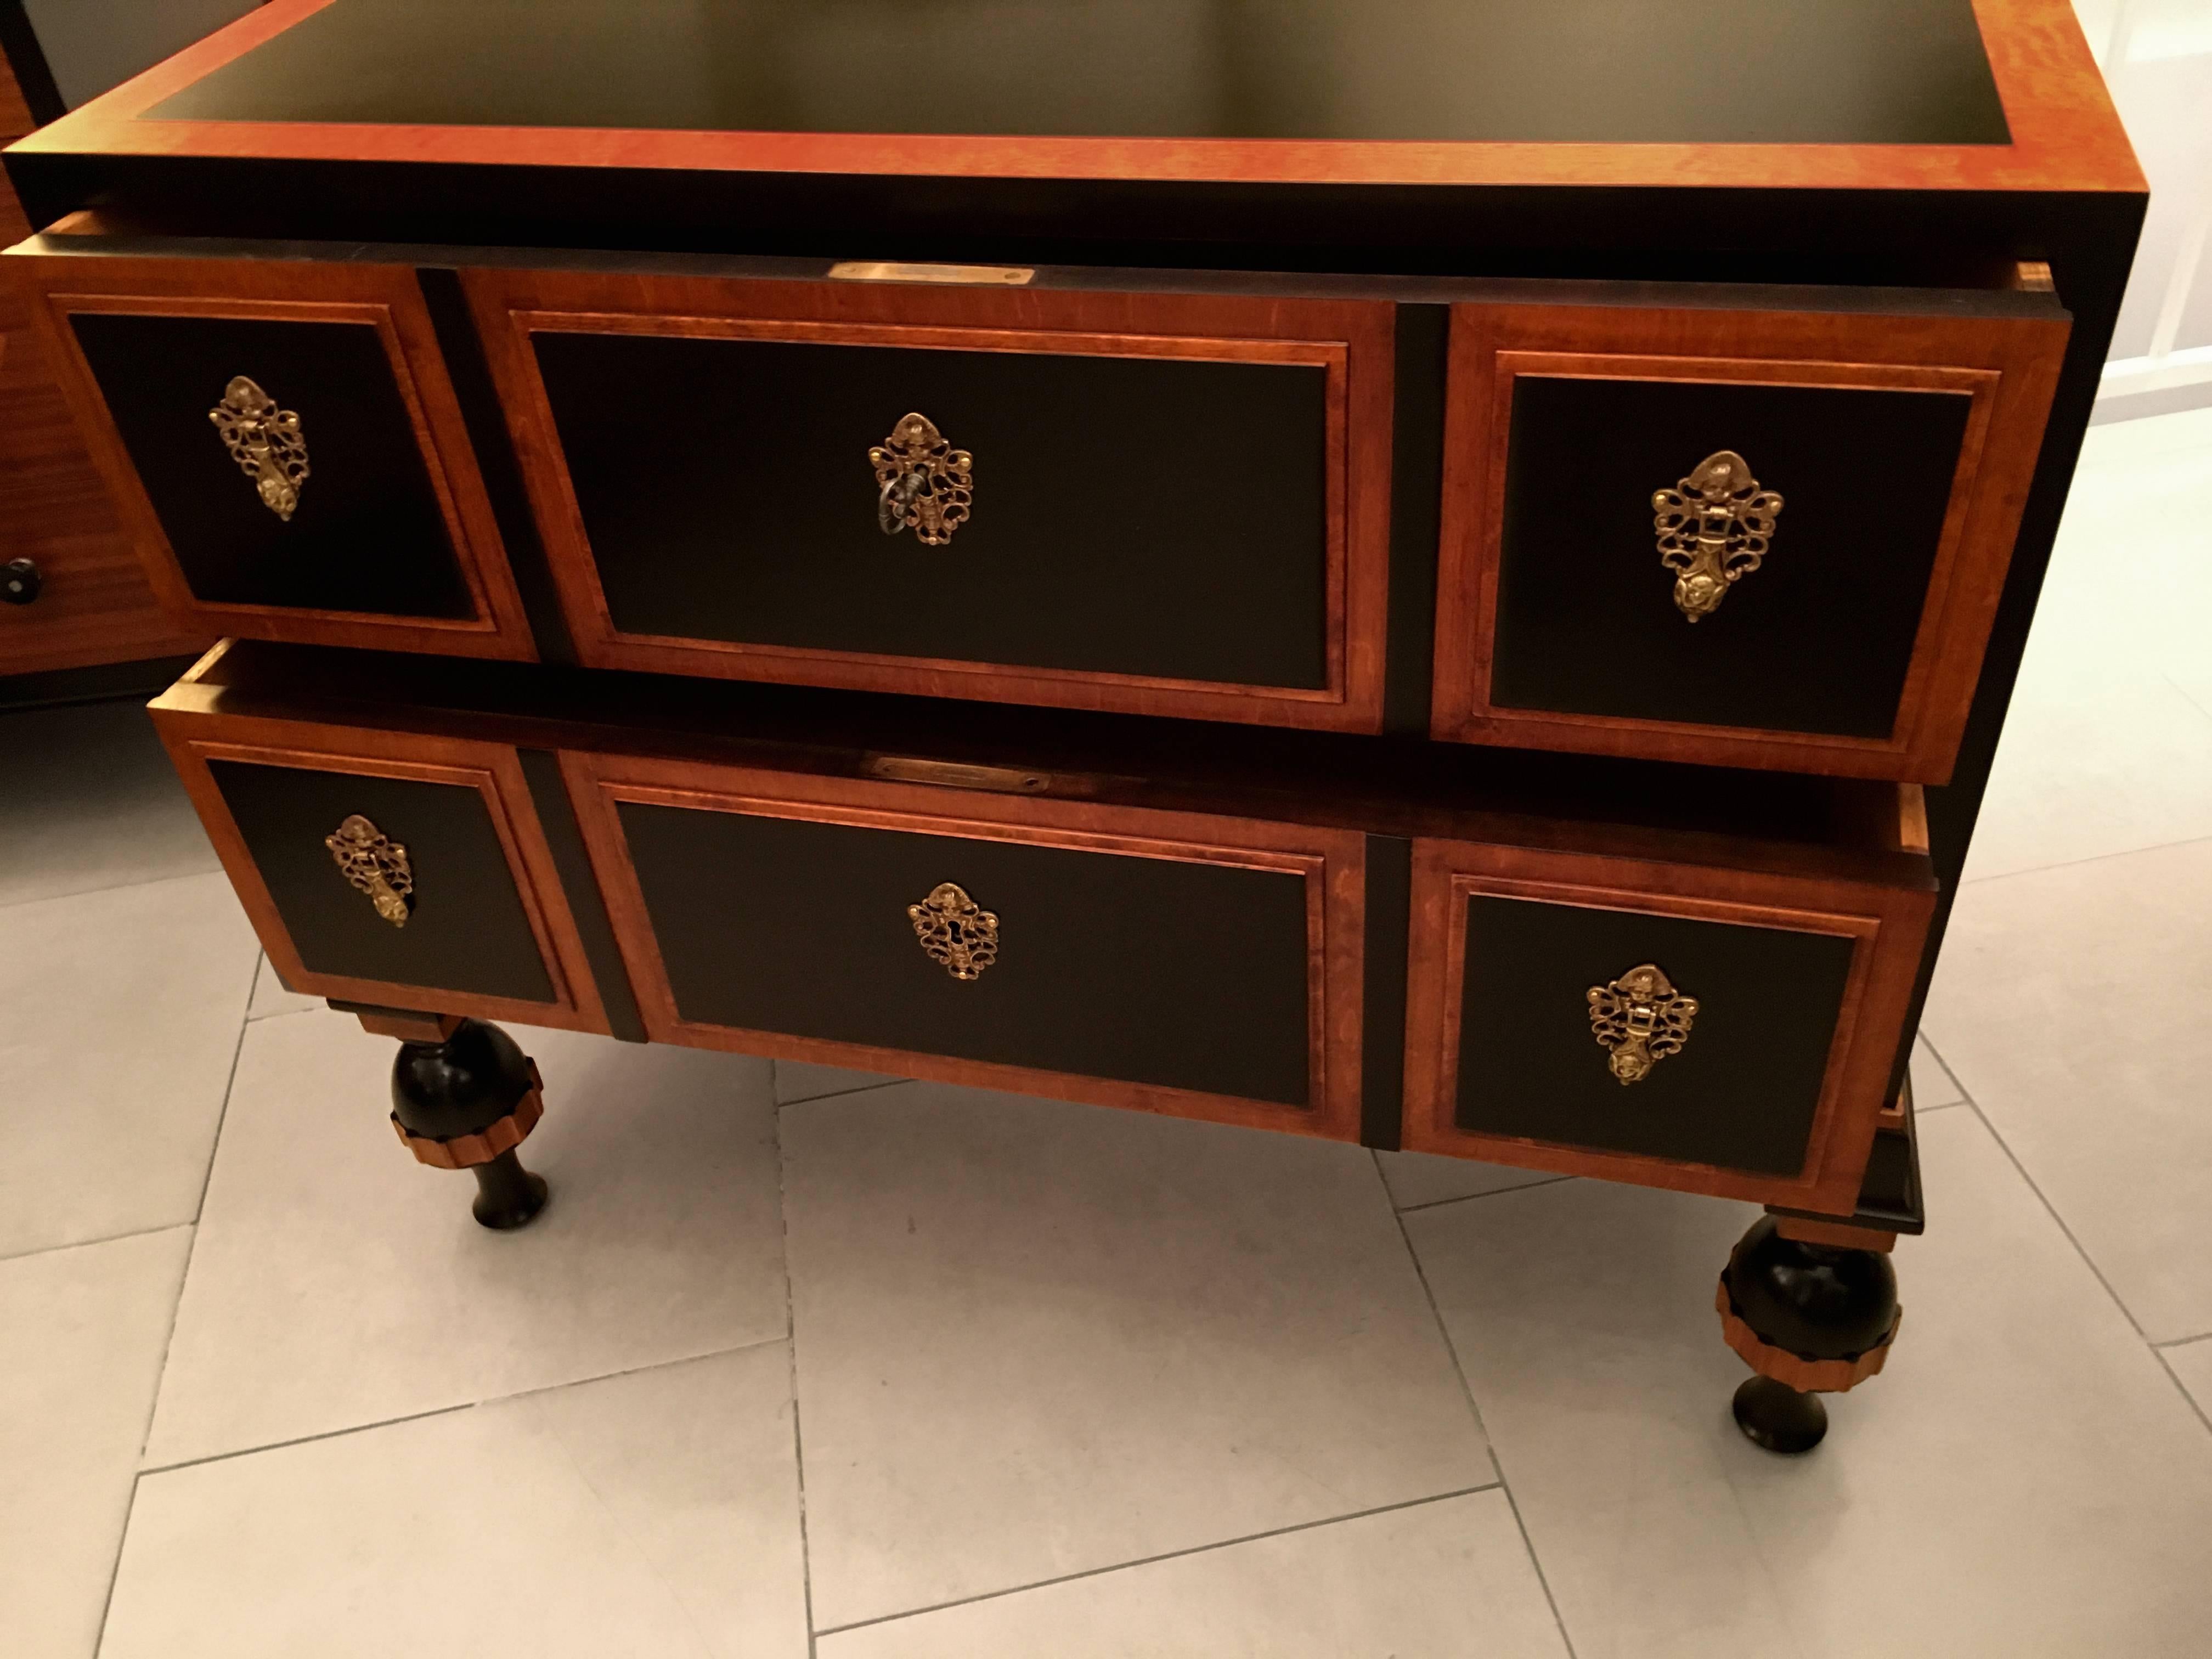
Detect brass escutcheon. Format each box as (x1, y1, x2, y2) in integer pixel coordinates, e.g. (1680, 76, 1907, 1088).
(326, 814, 414, 928)
(1652, 450, 1782, 622)
(871, 413, 973, 544)
(209, 375, 311, 521)
(1587, 962, 1698, 1085)
(907, 881, 998, 980)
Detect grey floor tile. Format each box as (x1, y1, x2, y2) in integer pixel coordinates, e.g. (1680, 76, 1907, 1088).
(1407, 1108, 2212, 1659)
(244, 952, 318, 1021)
(104, 1346, 808, 1659)
(781, 1081, 1491, 1630)
(0, 699, 218, 910)
(1908, 1034, 1964, 1111)
(0, 873, 257, 1258)
(1923, 838, 2212, 1343)
(1375, 1149, 1569, 1210)
(0, 1226, 190, 1659)
(144, 1012, 789, 1467)
(816, 1490, 1565, 1659)
(774, 1057, 904, 1104)
(2168, 1338, 2212, 1421)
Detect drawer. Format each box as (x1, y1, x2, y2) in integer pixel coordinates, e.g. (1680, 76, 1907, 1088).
(153, 711, 609, 1032)
(562, 751, 1367, 1137)
(467, 267, 1393, 731)
(16, 254, 535, 659)
(1431, 292, 2069, 781)
(1402, 836, 1933, 1211)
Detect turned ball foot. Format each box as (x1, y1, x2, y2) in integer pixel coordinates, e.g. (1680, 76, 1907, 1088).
(354, 1009, 552, 1231)
(1717, 1214, 1900, 1454)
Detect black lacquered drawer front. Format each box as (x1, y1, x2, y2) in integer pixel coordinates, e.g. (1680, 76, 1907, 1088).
(20, 257, 534, 659)
(154, 716, 609, 1033)
(469, 269, 1393, 732)
(72, 312, 471, 619)
(1403, 838, 1934, 1211)
(209, 759, 553, 1005)
(534, 331, 1328, 691)
(1452, 893, 1855, 1176)
(1434, 295, 2069, 781)
(566, 754, 1368, 1137)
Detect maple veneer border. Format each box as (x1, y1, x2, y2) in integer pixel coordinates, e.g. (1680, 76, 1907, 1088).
(9, 0, 2141, 198)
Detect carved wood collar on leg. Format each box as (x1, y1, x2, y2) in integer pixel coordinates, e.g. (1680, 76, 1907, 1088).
(349, 1005, 551, 1229)
(1718, 1214, 1900, 1453)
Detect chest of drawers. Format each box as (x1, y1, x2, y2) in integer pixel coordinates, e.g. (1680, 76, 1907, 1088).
(3, 0, 2143, 1456)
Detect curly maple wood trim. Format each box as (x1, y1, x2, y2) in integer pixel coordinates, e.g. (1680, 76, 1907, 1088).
(392, 1083, 543, 1171)
(1716, 1276, 1901, 1393)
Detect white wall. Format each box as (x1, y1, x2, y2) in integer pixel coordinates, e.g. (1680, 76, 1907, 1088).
(2075, 0, 2212, 419)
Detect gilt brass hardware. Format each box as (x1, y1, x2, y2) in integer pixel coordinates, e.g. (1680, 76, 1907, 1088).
(871, 413, 973, 544)
(828, 261, 1035, 286)
(1652, 450, 1782, 622)
(866, 755, 1051, 794)
(209, 376, 311, 521)
(1587, 963, 1698, 1085)
(907, 881, 998, 980)
(326, 814, 414, 928)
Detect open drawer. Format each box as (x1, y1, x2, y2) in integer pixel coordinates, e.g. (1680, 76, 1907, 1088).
(1403, 832, 1934, 1212)
(151, 693, 608, 1033)
(561, 749, 1368, 1138)
(465, 266, 1393, 731)
(14, 252, 535, 659)
(1431, 283, 2069, 781)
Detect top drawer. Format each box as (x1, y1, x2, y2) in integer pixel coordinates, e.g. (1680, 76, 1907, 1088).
(464, 268, 1393, 731)
(16, 255, 536, 659)
(1430, 292, 2069, 782)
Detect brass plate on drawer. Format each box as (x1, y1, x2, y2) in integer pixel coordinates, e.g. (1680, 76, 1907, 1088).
(325, 812, 414, 927)
(827, 261, 1036, 286)
(907, 881, 1000, 981)
(865, 755, 1052, 794)
(1587, 962, 1699, 1085)
(209, 375, 311, 522)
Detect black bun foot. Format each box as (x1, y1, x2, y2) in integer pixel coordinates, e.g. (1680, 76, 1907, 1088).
(1732, 1375, 1830, 1454)
(470, 1150, 550, 1231)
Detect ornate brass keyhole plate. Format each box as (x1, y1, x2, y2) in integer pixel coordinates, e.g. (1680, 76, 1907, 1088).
(326, 814, 414, 928)
(210, 375, 311, 521)
(1652, 450, 1782, 622)
(870, 413, 973, 545)
(1587, 962, 1698, 1085)
(907, 881, 998, 980)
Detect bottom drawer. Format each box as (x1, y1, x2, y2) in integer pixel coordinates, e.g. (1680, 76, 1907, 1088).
(1403, 839, 1932, 1211)
(154, 710, 612, 1033)
(562, 751, 1367, 1139)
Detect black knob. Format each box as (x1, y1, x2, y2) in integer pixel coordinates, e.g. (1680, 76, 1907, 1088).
(2, 558, 41, 605)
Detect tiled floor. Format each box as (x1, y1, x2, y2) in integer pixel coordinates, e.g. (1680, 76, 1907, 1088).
(4, 405, 2210, 1657)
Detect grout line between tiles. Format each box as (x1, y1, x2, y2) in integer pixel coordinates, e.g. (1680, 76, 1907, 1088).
(0, 1219, 192, 1266)
(1915, 1035, 1971, 1109)
(2157, 1332, 2212, 1352)
(811, 1480, 1505, 1640)
(1957, 830, 2212, 889)
(1964, 1110, 2168, 1371)
(1393, 1173, 1577, 1215)
(0, 863, 227, 915)
(2154, 1348, 2212, 1440)
(137, 1402, 476, 1479)
(770, 1078, 821, 1659)
(91, 1470, 142, 1652)
(774, 1069, 913, 1109)
(1377, 1150, 1580, 1659)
